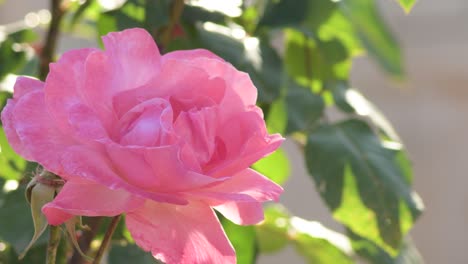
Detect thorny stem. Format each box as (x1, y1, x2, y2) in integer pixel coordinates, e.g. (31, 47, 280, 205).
(92, 215, 122, 264)
(46, 225, 61, 264)
(39, 0, 67, 80)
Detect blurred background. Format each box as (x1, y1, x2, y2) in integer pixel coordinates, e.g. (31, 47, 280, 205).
(1, 0, 466, 263)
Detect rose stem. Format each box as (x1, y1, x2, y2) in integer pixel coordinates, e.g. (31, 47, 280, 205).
(70, 217, 104, 264)
(161, 0, 185, 49)
(92, 215, 122, 264)
(39, 0, 67, 80)
(46, 225, 61, 264)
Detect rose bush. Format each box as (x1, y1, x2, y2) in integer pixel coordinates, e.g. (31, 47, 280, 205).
(1, 28, 283, 263)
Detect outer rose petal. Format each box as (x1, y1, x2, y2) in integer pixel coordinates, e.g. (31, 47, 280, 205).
(208, 110, 284, 177)
(191, 168, 283, 225)
(43, 179, 144, 225)
(126, 201, 236, 264)
(1, 77, 44, 160)
(44, 48, 98, 136)
(163, 49, 222, 62)
(12, 76, 43, 99)
(102, 28, 161, 92)
(11, 90, 75, 174)
(61, 145, 188, 205)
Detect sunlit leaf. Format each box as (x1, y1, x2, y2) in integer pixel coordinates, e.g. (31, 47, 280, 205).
(252, 148, 290, 185)
(220, 215, 256, 264)
(255, 205, 290, 253)
(395, 0, 417, 14)
(305, 119, 423, 255)
(339, 0, 404, 77)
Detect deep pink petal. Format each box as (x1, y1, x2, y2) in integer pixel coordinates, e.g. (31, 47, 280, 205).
(102, 28, 161, 92)
(60, 145, 188, 205)
(173, 106, 218, 165)
(12, 90, 75, 174)
(126, 201, 236, 264)
(207, 110, 284, 177)
(43, 179, 144, 225)
(189, 168, 283, 225)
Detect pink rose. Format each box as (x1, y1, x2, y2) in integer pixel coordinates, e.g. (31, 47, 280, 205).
(1, 28, 283, 263)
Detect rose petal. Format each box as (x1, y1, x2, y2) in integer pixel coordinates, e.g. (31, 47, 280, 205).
(44, 48, 98, 135)
(207, 110, 284, 177)
(61, 145, 188, 205)
(102, 28, 161, 92)
(43, 179, 144, 225)
(112, 60, 226, 119)
(12, 76, 43, 99)
(190, 168, 283, 225)
(126, 200, 236, 264)
(163, 49, 222, 62)
(12, 90, 75, 174)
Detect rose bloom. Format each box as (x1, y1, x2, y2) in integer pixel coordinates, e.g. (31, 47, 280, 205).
(1, 28, 283, 263)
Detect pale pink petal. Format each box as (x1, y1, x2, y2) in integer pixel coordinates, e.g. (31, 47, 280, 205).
(143, 145, 226, 191)
(43, 179, 144, 225)
(12, 76, 43, 99)
(61, 145, 188, 205)
(102, 28, 161, 92)
(162, 49, 222, 62)
(12, 90, 75, 174)
(213, 200, 264, 225)
(207, 110, 284, 177)
(1, 77, 44, 159)
(126, 201, 236, 264)
(167, 56, 257, 118)
(44, 48, 98, 135)
(112, 60, 225, 119)
(1, 100, 32, 160)
(189, 168, 283, 225)
(117, 98, 174, 146)
(105, 143, 159, 190)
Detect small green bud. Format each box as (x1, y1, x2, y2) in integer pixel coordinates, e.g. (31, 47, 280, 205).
(19, 169, 64, 260)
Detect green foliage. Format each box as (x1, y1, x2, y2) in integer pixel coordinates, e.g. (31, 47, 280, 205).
(256, 205, 354, 263)
(220, 215, 257, 264)
(305, 119, 423, 255)
(109, 243, 160, 264)
(396, 0, 417, 13)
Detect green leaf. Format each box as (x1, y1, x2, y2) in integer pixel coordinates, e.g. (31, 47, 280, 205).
(305, 119, 423, 255)
(348, 230, 423, 264)
(256, 205, 354, 263)
(0, 39, 27, 82)
(285, 80, 324, 134)
(109, 243, 160, 264)
(265, 98, 287, 134)
(293, 231, 353, 264)
(0, 185, 42, 253)
(196, 24, 282, 103)
(339, 0, 404, 77)
(284, 29, 350, 88)
(395, 0, 417, 14)
(252, 148, 290, 185)
(0, 115, 29, 180)
(255, 205, 290, 254)
(220, 216, 257, 264)
(257, 0, 309, 28)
